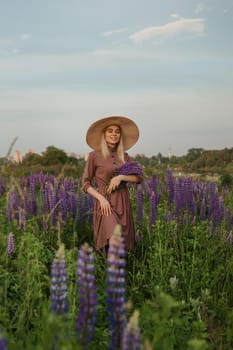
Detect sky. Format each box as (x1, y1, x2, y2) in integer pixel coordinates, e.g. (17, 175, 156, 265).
(0, 0, 233, 158)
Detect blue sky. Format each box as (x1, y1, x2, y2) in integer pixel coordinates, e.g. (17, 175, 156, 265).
(0, 0, 232, 157)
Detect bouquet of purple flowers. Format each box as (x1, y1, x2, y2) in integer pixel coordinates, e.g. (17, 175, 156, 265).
(114, 161, 144, 190)
(116, 161, 144, 177)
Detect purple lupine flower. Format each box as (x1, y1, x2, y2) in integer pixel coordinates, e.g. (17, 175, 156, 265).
(150, 191, 157, 227)
(76, 243, 97, 348)
(7, 188, 19, 222)
(58, 185, 67, 222)
(149, 173, 158, 192)
(29, 178, 37, 216)
(143, 180, 152, 198)
(76, 192, 84, 224)
(0, 335, 7, 350)
(200, 198, 207, 221)
(174, 179, 184, 217)
(122, 310, 141, 350)
(209, 192, 222, 228)
(207, 182, 217, 198)
(7, 232, 15, 257)
(68, 189, 77, 219)
(167, 170, 175, 206)
(50, 244, 68, 315)
(184, 177, 196, 217)
(23, 187, 31, 217)
(39, 186, 46, 213)
(44, 181, 52, 213)
(107, 225, 127, 350)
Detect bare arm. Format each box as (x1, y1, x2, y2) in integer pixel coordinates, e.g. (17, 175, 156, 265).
(106, 174, 141, 194)
(118, 174, 141, 183)
(87, 186, 112, 216)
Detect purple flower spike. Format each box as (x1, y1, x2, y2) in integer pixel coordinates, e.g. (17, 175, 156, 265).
(7, 232, 15, 257)
(50, 244, 68, 315)
(0, 337, 7, 350)
(122, 310, 141, 350)
(150, 191, 158, 227)
(107, 225, 127, 350)
(167, 170, 175, 206)
(76, 242, 97, 348)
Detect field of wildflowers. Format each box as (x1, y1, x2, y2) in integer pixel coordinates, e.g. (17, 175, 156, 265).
(0, 170, 233, 349)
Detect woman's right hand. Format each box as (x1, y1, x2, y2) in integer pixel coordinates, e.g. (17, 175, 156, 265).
(86, 186, 112, 216)
(99, 196, 112, 216)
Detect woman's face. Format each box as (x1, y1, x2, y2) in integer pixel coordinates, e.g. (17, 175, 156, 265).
(104, 125, 121, 148)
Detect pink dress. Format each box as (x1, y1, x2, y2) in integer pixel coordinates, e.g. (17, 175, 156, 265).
(82, 149, 141, 250)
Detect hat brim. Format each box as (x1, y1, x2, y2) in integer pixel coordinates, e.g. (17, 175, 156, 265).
(86, 116, 139, 151)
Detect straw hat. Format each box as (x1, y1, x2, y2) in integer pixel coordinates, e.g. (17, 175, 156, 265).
(86, 116, 139, 151)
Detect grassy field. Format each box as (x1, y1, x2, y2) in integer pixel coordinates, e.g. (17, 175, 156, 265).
(0, 170, 232, 349)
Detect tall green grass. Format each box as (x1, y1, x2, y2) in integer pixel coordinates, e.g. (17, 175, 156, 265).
(0, 173, 232, 349)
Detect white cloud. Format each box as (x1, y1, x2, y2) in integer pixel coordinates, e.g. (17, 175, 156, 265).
(102, 28, 128, 37)
(170, 13, 180, 19)
(129, 18, 205, 43)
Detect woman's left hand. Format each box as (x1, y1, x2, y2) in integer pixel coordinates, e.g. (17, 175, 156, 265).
(106, 175, 122, 194)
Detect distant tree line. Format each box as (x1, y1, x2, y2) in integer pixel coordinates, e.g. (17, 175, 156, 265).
(0, 146, 233, 178)
(0, 146, 86, 177)
(135, 147, 233, 175)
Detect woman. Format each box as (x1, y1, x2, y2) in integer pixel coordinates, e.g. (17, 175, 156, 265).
(82, 115, 143, 251)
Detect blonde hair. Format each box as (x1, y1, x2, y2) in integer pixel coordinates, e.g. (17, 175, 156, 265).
(100, 130, 125, 163)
